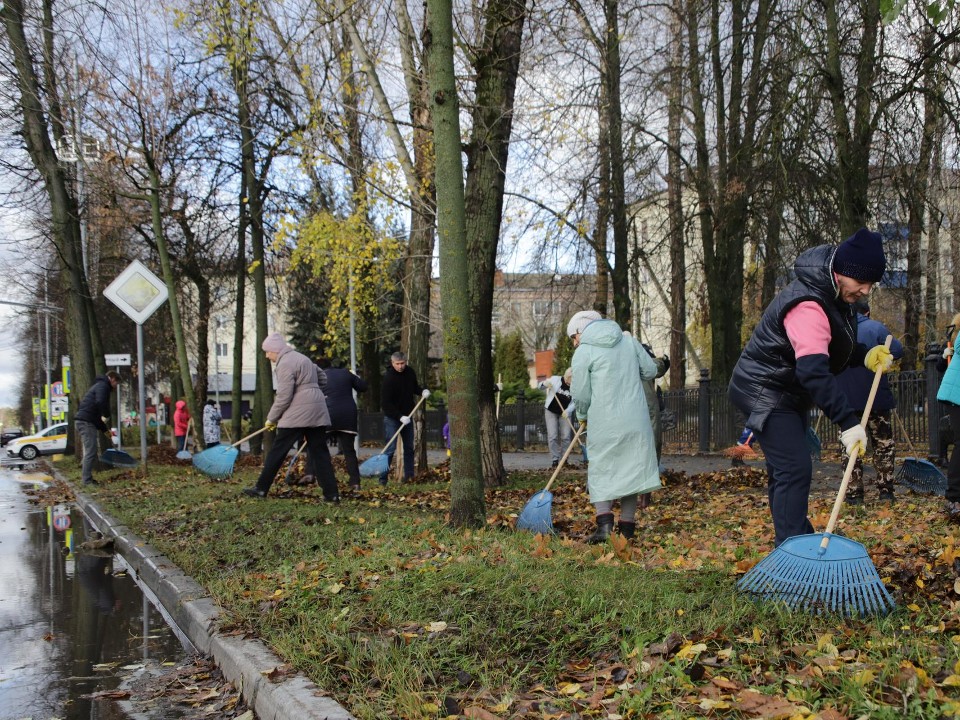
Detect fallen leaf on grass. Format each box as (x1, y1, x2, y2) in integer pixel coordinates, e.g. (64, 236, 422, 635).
(733, 689, 802, 719)
(463, 705, 503, 720)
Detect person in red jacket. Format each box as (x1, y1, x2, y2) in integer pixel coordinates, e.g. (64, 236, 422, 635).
(173, 400, 190, 452)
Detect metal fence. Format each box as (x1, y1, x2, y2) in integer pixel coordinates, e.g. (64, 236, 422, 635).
(358, 346, 950, 458)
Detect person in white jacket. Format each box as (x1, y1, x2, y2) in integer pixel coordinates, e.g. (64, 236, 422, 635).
(539, 368, 575, 467)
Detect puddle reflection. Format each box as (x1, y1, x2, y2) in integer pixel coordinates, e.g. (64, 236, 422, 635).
(0, 467, 188, 719)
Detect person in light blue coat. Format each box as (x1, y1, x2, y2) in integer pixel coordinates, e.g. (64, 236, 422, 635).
(568, 311, 661, 543)
(936, 313, 960, 521)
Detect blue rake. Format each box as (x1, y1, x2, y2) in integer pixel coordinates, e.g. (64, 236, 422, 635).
(891, 411, 947, 495)
(359, 395, 428, 479)
(192, 427, 267, 479)
(516, 424, 585, 534)
(100, 448, 138, 469)
(738, 336, 895, 616)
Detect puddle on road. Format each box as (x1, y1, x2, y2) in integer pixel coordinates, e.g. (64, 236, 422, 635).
(0, 465, 190, 719)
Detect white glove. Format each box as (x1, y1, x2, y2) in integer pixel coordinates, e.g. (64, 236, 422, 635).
(495, 383, 504, 392)
(839, 424, 868, 457)
(421, 389, 431, 399)
(400, 415, 411, 425)
(945, 345, 954, 360)
(540, 380, 553, 391)
(561, 409, 568, 419)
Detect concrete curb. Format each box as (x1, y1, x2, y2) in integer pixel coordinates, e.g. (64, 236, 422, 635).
(59, 469, 356, 720)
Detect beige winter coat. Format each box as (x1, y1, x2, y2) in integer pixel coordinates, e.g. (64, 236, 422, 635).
(266, 347, 331, 428)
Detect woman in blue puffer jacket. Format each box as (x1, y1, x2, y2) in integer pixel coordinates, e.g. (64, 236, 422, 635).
(936, 313, 960, 521)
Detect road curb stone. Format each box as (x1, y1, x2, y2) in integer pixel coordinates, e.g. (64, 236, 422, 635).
(57, 466, 357, 720)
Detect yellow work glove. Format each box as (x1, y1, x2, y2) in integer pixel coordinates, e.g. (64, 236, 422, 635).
(864, 344, 893, 373)
(264, 420, 278, 432)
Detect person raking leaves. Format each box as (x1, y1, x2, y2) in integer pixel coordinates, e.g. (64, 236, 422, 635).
(728, 228, 894, 547)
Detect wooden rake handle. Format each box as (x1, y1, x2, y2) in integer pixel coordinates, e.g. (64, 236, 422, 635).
(821, 335, 893, 548)
(562, 412, 586, 449)
(375, 394, 428, 456)
(231, 426, 269, 449)
(543, 423, 586, 494)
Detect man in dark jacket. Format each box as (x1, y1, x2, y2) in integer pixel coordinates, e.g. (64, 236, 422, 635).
(835, 301, 903, 504)
(75, 372, 120, 486)
(319, 358, 368, 491)
(728, 228, 893, 547)
(380, 351, 429, 485)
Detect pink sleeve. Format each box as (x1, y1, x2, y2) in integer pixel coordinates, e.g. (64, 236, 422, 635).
(784, 301, 831, 358)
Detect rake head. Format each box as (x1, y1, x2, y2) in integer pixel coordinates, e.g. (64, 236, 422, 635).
(100, 449, 138, 469)
(737, 533, 894, 616)
(192, 445, 239, 478)
(895, 458, 947, 496)
(723, 444, 758, 460)
(516, 489, 555, 534)
(359, 453, 390, 478)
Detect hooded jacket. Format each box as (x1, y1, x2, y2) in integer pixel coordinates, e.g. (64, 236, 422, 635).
(267, 347, 331, 428)
(173, 401, 190, 436)
(571, 318, 661, 503)
(728, 245, 860, 432)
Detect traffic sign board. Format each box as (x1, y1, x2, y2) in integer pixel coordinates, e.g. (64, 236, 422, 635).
(52, 514, 71, 531)
(104, 354, 131, 366)
(51, 381, 65, 397)
(102, 260, 169, 325)
(50, 397, 69, 414)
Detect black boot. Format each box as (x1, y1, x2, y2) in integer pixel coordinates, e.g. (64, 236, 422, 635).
(617, 520, 636, 540)
(587, 513, 615, 544)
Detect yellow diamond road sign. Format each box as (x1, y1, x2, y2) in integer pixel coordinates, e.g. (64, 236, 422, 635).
(103, 260, 168, 325)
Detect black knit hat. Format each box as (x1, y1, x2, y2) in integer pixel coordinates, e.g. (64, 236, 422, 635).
(833, 228, 886, 283)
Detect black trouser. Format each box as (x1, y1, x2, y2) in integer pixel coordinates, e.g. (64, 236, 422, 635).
(947, 404, 960, 504)
(753, 409, 816, 547)
(254, 426, 339, 499)
(329, 431, 361, 486)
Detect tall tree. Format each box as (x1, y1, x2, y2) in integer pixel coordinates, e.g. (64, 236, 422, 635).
(428, 0, 485, 527)
(464, 0, 529, 486)
(1, 0, 105, 447)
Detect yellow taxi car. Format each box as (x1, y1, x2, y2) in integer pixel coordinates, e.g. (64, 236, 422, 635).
(6, 423, 69, 460)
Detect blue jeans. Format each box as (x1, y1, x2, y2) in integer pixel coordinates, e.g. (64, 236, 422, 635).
(382, 416, 415, 483)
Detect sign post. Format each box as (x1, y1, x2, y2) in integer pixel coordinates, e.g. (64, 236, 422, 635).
(102, 261, 168, 471)
(104, 354, 131, 449)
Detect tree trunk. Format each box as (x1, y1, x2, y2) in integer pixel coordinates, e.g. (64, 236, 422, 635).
(464, 0, 527, 487)
(666, 6, 686, 389)
(428, 0, 485, 527)
(603, 0, 631, 332)
(2, 0, 103, 452)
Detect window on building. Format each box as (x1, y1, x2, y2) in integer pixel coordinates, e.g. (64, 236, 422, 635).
(216, 342, 229, 358)
(532, 300, 560, 319)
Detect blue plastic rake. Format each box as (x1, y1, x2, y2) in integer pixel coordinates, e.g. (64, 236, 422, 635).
(193, 427, 267, 479)
(738, 337, 895, 616)
(516, 424, 585, 534)
(359, 395, 429, 478)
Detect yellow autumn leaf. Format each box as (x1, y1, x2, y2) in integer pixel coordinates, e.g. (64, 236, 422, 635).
(676, 642, 707, 659)
(941, 674, 960, 687)
(421, 703, 439, 713)
(908, 603, 922, 612)
(327, 582, 345, 594)
(558, 682, 581, 695)
(851, 669, 876, 686)
(753, 627, 763, 643)
(427, 621, 448, 633)
(698, 698, 731, 710)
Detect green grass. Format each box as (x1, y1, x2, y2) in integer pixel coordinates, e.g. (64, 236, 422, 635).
(55, 457, 960, 719)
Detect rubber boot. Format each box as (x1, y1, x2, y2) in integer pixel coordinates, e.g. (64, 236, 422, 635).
(617, 520, 636, 540)
(587, 513, 614, 544)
